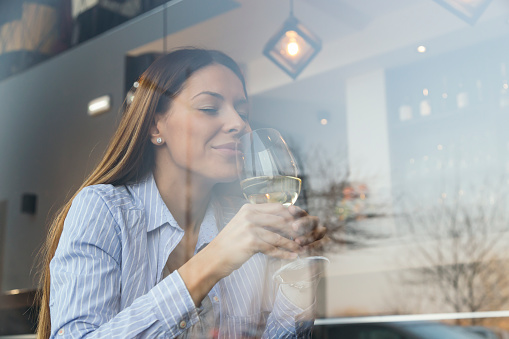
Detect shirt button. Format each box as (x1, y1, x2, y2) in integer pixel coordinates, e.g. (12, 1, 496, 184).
(298, 321, 304, 327)
(58, 328, 65, 335)
(179, 320, 187, 329)
(213, 296, 219, 302)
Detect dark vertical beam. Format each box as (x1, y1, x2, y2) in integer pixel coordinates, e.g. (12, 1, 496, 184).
(0, 200, 7, 292)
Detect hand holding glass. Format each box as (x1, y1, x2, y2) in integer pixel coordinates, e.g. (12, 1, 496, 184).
(236, 128, 328, 288)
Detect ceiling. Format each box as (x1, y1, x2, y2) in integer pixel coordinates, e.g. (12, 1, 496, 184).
(128, 0, 509, 99)
(130, 0, 422, 61)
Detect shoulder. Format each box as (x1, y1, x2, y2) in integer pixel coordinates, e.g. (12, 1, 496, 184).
(74, 183, 140, 212)
(64, 183, 143, 240)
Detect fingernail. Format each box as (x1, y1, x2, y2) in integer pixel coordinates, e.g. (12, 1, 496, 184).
(295, 238, 302, 245)
(292, 222, 300, 231)
(290, 253, 298, 259)
(289, 205, 302, 213)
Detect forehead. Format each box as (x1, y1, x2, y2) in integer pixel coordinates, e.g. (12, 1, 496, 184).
(182, 64, 246, 98)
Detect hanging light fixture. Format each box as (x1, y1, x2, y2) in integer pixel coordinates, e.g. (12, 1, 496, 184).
(432, 0, 493, 25)
(263, 0, 322, 80)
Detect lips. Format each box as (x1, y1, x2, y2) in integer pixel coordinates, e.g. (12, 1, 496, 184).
(212, 142, 241, 156)
(214, 142, 237, 150)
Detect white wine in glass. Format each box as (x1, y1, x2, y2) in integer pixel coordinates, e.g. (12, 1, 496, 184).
(240, 175, 301, 206)
(236, 128, 328, 287)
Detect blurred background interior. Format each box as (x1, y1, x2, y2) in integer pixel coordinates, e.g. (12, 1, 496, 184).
(1, 0, 509, 337)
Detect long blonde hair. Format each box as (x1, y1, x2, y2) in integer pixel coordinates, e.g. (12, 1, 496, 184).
(35, 48, 247, 339)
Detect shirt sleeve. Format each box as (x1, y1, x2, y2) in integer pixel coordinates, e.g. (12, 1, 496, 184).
(262, 287, 315, 338)
(259, 257, 316, 338)
(49, 187, 200, 338)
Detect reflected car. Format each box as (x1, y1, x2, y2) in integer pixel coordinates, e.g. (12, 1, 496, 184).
(464, 326, 509, 339)
(312, 321, 483, 339)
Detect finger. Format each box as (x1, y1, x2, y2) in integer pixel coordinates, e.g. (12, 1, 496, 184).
(295, 224, 327, 246)
(292, 215, 319, 234)
(288, 205, 308, 218)
(245, 202, 292, 216)
(301, 235, 330, 256)
(259, 243, 299, 260)
(256, 227, 302, 253)
(240, 208, 299, 238)
(246, 212, 288, 227)
(241, 203, 295, 222)
(245, 213, 298, 238)
(263, 225, 299, 240)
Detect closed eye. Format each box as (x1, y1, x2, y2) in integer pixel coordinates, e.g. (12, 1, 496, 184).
(235, 104, 249, 121)
(199, 108, 219, 114)
(238, 112, 249, 121)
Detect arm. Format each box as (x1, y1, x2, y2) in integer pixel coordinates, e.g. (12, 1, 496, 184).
(263, 206, 327, 338)
(261, 263, 317, 338)
(194, 202, 325, 338)
(177, 202, 303, 307)
(263, 289, 315, 339)
(49, 187, 200, 338)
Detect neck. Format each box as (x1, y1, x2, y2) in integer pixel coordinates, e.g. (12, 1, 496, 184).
(152, 163, 214, 231)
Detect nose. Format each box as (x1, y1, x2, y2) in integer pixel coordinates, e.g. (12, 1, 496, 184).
(224, 107, 248, 134)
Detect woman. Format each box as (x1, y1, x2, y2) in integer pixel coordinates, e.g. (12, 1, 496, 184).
(37, 48, 326, 338)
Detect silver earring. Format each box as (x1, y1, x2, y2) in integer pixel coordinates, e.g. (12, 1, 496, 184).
(156, 137, 162, 144)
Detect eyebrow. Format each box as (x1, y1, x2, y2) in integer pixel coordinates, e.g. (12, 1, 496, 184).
(192, 91, 248, 106)
(192, 91, 223, 100)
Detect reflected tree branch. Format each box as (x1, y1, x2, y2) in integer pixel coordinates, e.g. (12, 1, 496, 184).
(395, 187, 509, 324)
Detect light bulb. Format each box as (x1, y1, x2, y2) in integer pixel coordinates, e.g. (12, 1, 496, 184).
(287, 40, 299, 56)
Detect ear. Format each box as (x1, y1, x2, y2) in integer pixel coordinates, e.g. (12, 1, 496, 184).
(149, 114, 166, 145)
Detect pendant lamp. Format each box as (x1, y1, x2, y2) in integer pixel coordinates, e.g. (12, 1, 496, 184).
(263, 0, 322, 80)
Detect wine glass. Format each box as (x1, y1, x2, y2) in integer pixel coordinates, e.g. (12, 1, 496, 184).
(236, 128, 329, 288)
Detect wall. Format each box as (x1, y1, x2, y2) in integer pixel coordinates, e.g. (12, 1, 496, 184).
(0, 0, 238, 291)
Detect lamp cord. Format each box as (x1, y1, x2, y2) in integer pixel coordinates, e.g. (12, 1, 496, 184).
(290, 0, 294, 16)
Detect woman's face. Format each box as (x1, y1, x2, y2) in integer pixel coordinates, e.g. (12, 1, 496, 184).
(153, 63, 250, 183)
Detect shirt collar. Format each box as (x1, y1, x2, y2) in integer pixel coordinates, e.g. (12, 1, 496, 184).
(130, 172, 178, 232)
(130, 172, 218, 240)
(196, 201, 218, 252)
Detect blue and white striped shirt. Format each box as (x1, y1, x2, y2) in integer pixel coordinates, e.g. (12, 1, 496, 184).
(49, 173, 313, 338)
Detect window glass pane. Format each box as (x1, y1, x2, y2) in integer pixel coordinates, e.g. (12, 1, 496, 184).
(4, 0, 509, 336)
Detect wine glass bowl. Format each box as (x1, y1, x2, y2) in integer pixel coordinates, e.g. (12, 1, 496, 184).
(237, 128, 301, 206)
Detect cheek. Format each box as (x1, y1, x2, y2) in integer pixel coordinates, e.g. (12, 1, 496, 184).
(169, 122, 212, 161)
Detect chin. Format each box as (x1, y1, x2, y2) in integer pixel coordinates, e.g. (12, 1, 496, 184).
(207, 165, 238, 183)
(214, 174, 238, 184)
